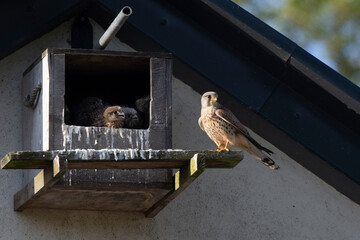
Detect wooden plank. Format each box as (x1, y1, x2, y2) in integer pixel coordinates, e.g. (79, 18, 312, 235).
(20, 186, 170, 212)
(47, 48, 172, 59)
(1, 150, 243, 170)
(23, 48, 172, 76)
(57, 168, 172, 190)
(65, 53, 150, 75)
(21, 56, 45, 151)
(145, 153, 206, 217)
(149, 57, 172, 149)
(51, 53, 66, 150)
(61, 127, 151, 151)
(14, 156, 67, 211)
(1, 151, 57, 169)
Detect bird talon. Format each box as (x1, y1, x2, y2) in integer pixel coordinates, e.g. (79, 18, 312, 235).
(217, 147, 229, 152)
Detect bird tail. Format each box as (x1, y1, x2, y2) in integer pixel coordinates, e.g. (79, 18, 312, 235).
(233, 134, 279, 170)
(244, 143, 279, 170)
(261, 157, 279, 170)
(259, 146, 273, 155)
(247, 137, 274, 155)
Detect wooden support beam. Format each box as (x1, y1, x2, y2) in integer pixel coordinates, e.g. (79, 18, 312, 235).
(14, 156, 67, 211)
(1, 151, 57, 169)
(1, 150, 243, 170)
(145, 153, 206, 218)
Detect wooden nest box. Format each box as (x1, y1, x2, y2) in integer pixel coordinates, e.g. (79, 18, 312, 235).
(20, 49, 173, 215)
(22, 48, 172, 150)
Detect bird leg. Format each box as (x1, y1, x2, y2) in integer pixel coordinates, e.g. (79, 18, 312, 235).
(216, 143, 224, 152)
(217, 141, 230, 152)
(223, 141, 230, 151)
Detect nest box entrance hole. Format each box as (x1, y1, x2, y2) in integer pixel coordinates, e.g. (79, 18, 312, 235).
(64, 54, 150, 129)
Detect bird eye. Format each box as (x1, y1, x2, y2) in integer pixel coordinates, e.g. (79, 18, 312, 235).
(207, 95, 211, 99)
(113, 110, 123, 116)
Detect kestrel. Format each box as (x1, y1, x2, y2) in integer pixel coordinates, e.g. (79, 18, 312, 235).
(198, 91, 279, 170)
(122, 106, 142, 129)
(95, 105, 126, 128)
(72, 97, 126, 128)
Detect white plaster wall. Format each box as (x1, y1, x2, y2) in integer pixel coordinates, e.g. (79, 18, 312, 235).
(0, 19, 360, 240)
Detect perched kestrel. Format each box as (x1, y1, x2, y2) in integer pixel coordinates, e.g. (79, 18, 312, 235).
(198, 91, 279, 170)
(72, 97, 126, 128)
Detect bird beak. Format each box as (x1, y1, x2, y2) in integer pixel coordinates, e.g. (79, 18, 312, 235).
(211, 96, 217, 102)
(115, 111, 125, 118)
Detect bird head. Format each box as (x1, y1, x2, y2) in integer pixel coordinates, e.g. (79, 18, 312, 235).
(123, 107, 142, 128)
(103, 106, 126, 128)
(201, 91, 219, 107)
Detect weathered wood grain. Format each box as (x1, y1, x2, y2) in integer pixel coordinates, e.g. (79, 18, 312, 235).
(2, 150, 242, 216)
(51, 53, 66, 151)
(19, 186, 170, 212)
(22, 48, 173, 151)
(20, 49, 175, 214)
(1, 149, 243, 169)
(145, 153, 206, 217)
(14, 156, 67, 211)
(22, 55, 47, 151)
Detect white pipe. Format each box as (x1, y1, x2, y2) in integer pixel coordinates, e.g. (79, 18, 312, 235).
(96, 6, 132, 49)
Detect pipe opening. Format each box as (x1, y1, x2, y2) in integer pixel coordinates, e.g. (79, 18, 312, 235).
(122, 6, 132, 16)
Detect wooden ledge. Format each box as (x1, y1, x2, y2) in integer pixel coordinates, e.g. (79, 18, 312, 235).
(1, 149, 243, 170)
(1, 149, 243, 217)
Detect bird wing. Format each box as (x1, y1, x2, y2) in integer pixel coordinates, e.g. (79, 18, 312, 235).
(215, 108, 249, 135)
(198, 117, 205, 131)
(215, 107, 273, 154)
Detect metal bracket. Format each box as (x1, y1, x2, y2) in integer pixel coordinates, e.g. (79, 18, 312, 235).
(23, 83, 41, 109)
